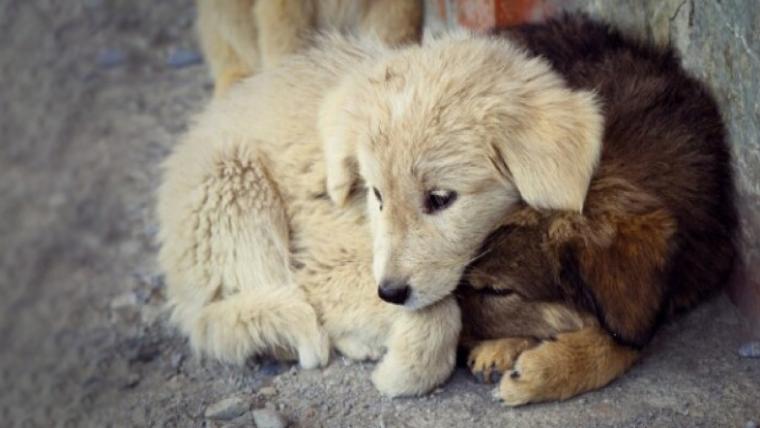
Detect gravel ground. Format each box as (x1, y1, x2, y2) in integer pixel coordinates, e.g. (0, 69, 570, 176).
(1, 1, 758, 427)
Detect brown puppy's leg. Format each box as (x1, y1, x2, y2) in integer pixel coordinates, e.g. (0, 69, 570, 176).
(497, 325, 639, 406)
(467, 338, 538, 384)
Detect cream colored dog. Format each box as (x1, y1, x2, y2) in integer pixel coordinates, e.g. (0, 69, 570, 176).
(196, 0, 422, 96)
(322, 34, 602, 312)
(158, 32, 602, 396)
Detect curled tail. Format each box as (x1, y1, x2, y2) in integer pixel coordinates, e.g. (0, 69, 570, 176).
(172, 287, 328, 368)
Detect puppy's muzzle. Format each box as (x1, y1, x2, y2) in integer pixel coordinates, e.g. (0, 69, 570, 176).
(378, 279, 410, 305)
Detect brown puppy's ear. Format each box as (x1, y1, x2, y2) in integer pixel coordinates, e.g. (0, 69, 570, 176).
(492, 87, 603, 213)
(319, 77, 363, 207)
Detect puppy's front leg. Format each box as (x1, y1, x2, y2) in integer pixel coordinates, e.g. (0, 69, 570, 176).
(497, 325, 639, 406)
(372, 296, 461, 397)
(467, 338, 538, 384)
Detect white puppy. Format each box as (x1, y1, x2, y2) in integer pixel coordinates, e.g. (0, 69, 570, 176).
(322, 33, 602, 310)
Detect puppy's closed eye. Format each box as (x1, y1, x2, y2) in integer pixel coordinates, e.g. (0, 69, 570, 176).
(424, 189, 457, 214)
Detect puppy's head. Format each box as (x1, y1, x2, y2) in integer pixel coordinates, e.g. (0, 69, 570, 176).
(320, 34, 603, 309)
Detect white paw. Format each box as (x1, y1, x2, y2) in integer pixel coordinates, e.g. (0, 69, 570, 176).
(297, 329, 330, 369)
(371, 355, 434, 397)
(371, 358, 411, 397)
(335, 337, 383, 361)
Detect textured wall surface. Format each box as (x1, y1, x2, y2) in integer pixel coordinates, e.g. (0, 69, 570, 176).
(426, 0, 760, 332)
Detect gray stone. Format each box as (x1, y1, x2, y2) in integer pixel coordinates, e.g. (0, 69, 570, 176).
(258, 386, 277, 397)
(738, 341, 760, 358)
(110, 292, 140, 323)
(221, 414, 256, 428)
(122, 372, 141, 389)
(260, 360, 285, 376)
(96, 48, 126, 68)
(252, 408, 288, 428)
(166, 48, 203, 68)
(110, 291, 138, 310)
(170, 352, 185, 371)
(205, 396, 250, 421)
(140, 304, 163, 325)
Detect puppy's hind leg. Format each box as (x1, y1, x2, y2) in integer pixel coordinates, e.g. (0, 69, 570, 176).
(372, 296, 461, 397)
(159, 139, 328, 368)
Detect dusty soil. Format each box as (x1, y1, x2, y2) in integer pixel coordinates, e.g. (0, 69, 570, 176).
(1, 1, 758, 427)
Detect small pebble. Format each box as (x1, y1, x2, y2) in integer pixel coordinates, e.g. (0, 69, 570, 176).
(110, 292, 140, 323)
(110, 292, 138, 310)
(170, 352, 185, 371)
(140, 304, 163, 325)
(96, 48, 126, 68)
(252, 408, 288, 428)
(260, 360, 285, 376)
(205, 396, 250, 421)
(132, 341, 161, 364)
(738, 341, 760, 358)
(122, 372, 141, 389)
(166, 48, 202, 68)
(83, 0, 104, 9)
(258, 386, 277, 397)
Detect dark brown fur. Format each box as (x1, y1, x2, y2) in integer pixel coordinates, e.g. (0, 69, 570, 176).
(458, 14, 738, 404)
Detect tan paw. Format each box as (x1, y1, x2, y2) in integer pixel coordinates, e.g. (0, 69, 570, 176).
(496, 342, 558, 406)
(468, 338, 537, 384)
(295, 327, 330, 369)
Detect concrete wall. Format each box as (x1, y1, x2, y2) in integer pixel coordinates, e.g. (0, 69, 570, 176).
(424, 0, 760, 332)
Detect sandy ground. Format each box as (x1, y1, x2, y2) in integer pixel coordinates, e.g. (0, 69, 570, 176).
(1, 1, 758, 427)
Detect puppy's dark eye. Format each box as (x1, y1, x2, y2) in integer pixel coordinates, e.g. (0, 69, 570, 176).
(372, 187, 383, 210)
(424, 189, 457, 214)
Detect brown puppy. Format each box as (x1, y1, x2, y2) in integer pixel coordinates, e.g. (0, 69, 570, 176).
(458, 15, 738, 406)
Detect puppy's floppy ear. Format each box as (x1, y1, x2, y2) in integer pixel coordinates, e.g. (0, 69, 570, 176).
(492, 86, 603, 213)
(319, 76, 363, 207)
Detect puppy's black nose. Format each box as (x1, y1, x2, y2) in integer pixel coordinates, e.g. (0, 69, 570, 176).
(378, 280, 410, 305)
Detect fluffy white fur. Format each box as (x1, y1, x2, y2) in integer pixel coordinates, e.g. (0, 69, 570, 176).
(323, 33, 603, 310)
(158, 31, 602, 396)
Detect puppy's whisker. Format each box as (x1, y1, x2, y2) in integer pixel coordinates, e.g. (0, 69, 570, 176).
(466, 249, 492, 266)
